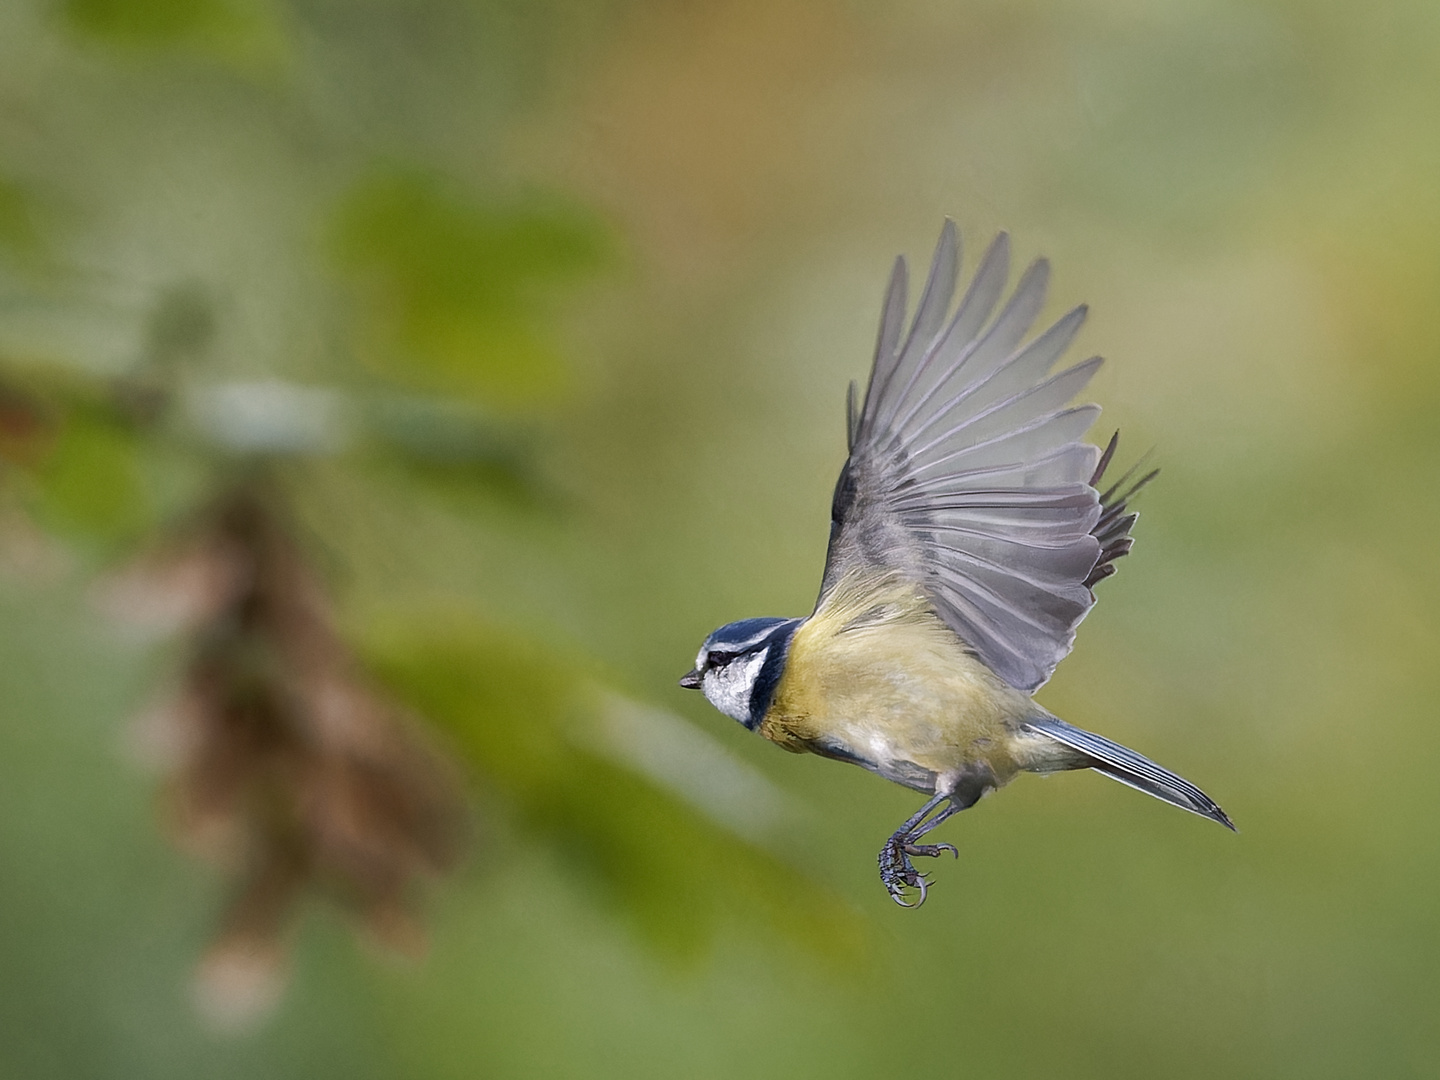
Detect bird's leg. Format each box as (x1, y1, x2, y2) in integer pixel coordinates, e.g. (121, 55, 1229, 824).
(878, 793, 964, 908)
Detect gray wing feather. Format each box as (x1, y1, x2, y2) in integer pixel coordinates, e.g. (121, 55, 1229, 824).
(888, 252, 1046, 438)
(820, 222, 1144, 691)
(868, 257, 910, 408)
(907, 405, 1100, 480)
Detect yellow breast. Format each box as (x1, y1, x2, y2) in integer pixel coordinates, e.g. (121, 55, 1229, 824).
(763, 572, 1035, 791)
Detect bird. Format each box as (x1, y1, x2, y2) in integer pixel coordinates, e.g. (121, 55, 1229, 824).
(680, 221, 1233, 907)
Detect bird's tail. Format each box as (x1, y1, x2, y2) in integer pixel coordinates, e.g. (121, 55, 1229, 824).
(1020, 715, 1235, 830)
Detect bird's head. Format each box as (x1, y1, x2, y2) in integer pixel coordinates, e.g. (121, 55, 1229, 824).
(680, 617, 801, 730)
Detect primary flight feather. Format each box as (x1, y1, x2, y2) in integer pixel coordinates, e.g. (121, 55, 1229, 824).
(682, 221, 1232, 906)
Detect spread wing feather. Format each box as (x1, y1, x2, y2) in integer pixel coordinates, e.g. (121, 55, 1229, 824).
(818, 221, 1149, 691)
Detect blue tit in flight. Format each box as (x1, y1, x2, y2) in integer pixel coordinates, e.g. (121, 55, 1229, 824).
(681, 221, 1233, 907)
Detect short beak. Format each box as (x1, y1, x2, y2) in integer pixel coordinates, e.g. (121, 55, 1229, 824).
(678, 668, 702, 690)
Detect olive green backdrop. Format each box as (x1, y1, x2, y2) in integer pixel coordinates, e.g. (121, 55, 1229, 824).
(1, 0, 1437, 1076)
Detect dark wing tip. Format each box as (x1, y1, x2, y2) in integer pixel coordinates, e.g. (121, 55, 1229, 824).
(1091, 430, 1120, 486)
(1085, 431, 1159, 591)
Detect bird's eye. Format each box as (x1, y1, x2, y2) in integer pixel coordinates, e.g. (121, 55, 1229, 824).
(706, 650, 734, 669)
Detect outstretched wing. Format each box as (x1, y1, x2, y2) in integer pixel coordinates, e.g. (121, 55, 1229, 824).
(817, 221, 1151, 692)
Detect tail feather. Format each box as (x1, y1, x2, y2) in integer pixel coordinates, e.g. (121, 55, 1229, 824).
(1021, 715, 1235, 830)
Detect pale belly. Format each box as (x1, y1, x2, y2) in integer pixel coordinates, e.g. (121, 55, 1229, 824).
(763, 608, 1039, 795)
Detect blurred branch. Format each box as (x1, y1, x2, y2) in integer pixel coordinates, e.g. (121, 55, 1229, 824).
(108, 477, 467, 1028)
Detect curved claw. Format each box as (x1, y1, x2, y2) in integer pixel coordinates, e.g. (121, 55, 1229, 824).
(880, 834, 958, 908)
(889, 874, 929, 908)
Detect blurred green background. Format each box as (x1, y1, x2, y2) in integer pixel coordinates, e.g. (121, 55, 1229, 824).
(2, 0, 1439, 1076)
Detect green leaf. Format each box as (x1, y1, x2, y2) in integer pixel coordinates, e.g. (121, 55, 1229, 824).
(64, 0, 237, 41)
(0, 178, 43, 263)
(27, 411, 151, 550)
(363, 617, 863, 962)
(331, 171, 609, 409)
(60, 0, 291, 70)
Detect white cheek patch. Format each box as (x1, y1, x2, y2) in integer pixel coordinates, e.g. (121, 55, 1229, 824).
(702, 648, 770, 724)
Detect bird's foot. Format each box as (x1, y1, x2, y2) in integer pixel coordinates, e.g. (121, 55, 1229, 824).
(878, 836, 958, 908)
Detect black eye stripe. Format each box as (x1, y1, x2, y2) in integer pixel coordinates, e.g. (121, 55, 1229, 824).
(707, 650, 736, 668)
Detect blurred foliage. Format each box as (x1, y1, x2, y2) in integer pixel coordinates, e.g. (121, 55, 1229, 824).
(0, 177, 44, 264)
(31, 410, 150, 542)
(333, 171, 609, 406)
(61, 0, 289, 68)
(0, 0, 850, 1044)
(367, 619, 858, 959)
(66, 0, 247, 41)
(3, 0, 1440, 1077)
